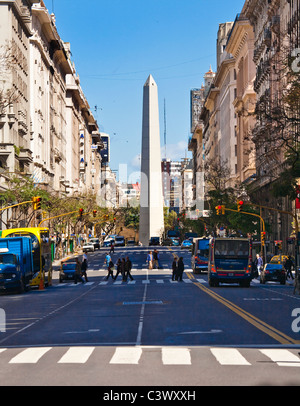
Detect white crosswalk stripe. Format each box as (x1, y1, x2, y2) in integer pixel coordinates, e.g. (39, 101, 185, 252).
(58, 347, 95, 364)
(1, 347, 299, 367)
(9, 347, 52, 363)
(260, 349, 300, 367)
(210, 348, 251, 365)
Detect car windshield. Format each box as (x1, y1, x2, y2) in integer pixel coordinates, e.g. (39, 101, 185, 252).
(266, 264, 283, 269)
(62, 263, 76, 270)
(0, 254, 16, 264)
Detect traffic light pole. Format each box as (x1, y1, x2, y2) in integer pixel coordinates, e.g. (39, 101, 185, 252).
(0, 200, 32, 212)
(246, 202, 299, 270)
(38, 210, 96, 227)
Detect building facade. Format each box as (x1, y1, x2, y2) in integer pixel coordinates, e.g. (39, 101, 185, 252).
(0, 0, 102, 200)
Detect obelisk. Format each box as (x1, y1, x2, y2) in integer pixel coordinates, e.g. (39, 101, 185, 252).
(139, 75, 164, 246)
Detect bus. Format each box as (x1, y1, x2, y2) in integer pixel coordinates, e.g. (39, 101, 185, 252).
(1, 227, 52, 288)
(208, 237, 253, 287)
(191, 237, 210, 273)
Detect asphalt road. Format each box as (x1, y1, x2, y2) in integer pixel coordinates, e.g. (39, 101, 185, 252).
(0, 246, 300, 387)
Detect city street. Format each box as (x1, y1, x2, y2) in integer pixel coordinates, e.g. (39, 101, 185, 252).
(0, 246, 300, 386)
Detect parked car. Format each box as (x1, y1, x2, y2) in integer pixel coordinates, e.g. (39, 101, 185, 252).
(161, 238, 173, 246)
(126, 239, 136, 246)
(59, 261, 77, 282)
(82, 241, 95, 252)
(115, 236, 125, 247)
(103, 239, 113, 247)
(171, 237, 180, 246)
(149, 237, 160, 246)
(260, 263, 286, 285)
(89, 237, 100, 250)
(181, 239, 193, 249)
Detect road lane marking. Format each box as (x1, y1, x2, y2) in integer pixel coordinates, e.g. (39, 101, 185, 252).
(110, 347, 142, 364)
(161, 347, 191, 365)
(136, 270, 148, 346)
(58, 346, 95, 363)
(260, 349, 300, 367)
(210, 348, 251, 365)
(9, 347, 52, 363)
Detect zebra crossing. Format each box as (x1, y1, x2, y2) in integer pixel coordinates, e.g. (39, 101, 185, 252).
(55, 275, 206, 288)
(1, 346, 300, 367)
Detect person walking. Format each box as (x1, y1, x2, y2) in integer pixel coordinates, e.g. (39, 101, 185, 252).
(177, 257, 184, 281)
(256, 253, 263, 276)
(124, 256, 134, 281)
(172, 257, 178, 281)
(284, 255, 294, 280)
(109, 241, 115, 254)
(81, 258, 89, 282)
(147, 251, 153, 269)
(106, 259, 115, 280)
(105, 252, 111, 269)
(121, 257, 126, 281)
(153, 249, 159, 269)
(74, 257, 84, 284)
(114, 258, 123, 280)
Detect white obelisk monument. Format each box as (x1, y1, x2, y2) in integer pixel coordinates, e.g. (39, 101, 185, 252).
(139, 75, 164, 246)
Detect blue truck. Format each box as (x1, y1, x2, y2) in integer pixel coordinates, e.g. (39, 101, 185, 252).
(0, 237, 33, 293)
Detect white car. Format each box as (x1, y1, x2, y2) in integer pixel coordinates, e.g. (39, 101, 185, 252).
(82, 241, 95, 252)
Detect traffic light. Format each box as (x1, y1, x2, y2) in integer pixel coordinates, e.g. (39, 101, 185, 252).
(261, 231, 266, 245)
(93, 210, 97, 218)
(237, 200, 244, 212)
(79, 208, 84, 218)
(215, 205, 225, 215)
(32, 196, 41, 210)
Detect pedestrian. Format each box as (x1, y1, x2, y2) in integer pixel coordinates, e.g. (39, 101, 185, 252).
(110, 241, 115, 254)
(105, 252, 111, 269)
(74, 257, 84, 284)
(147, 251, 153, 269)
(106, 259, 114, 280)
(172, 257, 178, 281)
(121, 257, 126, 281)
(177, 257, 184, 281)
(82, 250, 88, 263)
(153, 249, 158, 269)
(124, 256, 134, 281)
(256, 253, 263, 276)
(81, 258, 89, 282)
(284, 255, 294, 280)
(114, 258, 123, 280)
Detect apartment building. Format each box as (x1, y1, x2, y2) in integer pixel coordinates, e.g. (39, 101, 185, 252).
(0, 0, 102, 197)
(226, 13, 256, 184)
(0, 0, 39, 188)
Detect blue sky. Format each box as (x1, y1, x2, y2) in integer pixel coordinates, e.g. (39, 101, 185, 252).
(48, 0, 246, 182)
